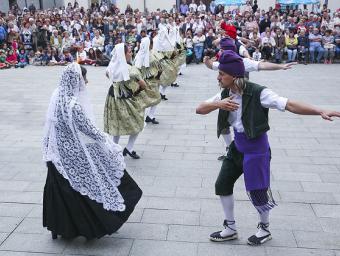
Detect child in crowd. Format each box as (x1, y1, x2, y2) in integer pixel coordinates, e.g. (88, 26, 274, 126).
(77, 47, 96, 65)
(323, 29, 335, 64)
(5, 49, 18, 67)
(32, 51, 44, 66)
(16, 48, 28, 68)
(0, 49, 9, 69)
(59, 49, 74, 65)
(252, 48, 262, 61)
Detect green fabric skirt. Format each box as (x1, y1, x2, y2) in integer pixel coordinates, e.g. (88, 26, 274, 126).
(137, 79, 161, 109)
(104, 92, 144, 136)
(159, 59, 177, 86)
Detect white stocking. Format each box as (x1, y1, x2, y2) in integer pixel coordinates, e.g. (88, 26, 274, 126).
(113, 136, 120, 144)
(159, 85, 167, 95)
(220, 195, 237, 236)
(148, 105, 157, 119)
(222, 133, 232, 148)
(126, 133, 139, 152)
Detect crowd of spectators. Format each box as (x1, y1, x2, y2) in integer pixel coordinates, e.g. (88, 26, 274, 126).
(0, 0, 339, 70)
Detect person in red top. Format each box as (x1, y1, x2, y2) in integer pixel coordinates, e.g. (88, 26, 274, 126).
(5, 49, 17, 67)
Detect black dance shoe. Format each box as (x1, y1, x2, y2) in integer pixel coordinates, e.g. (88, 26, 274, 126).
(209, 220, 238, 242)
(160, 94, 168, 100)
(123, 148, 140, 159)
(171, 83, 179, 87)
(247, 223, 272, 246)
(51, 232, 58, 240)
(145, 116, 159, 124)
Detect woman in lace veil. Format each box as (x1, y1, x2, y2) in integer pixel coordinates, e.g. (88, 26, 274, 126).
(42, 62, 142, 240)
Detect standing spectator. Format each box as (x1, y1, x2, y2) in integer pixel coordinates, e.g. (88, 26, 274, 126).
(184, 29, 194, 64)
(285, 30, 298, 62)
(309, 28, 324, 63)
(322, 29, 335, 63)
(21, 22, 33, 52)
(193, 29, 206, 63)
(274, 28, 285, 63)
(297, 29, 309, 64)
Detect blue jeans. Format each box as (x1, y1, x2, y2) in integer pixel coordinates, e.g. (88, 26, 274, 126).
(309, 43, 324, 63)
(336, 46, 340, 58)
(105, 44, 114, 57)
(287, 48, 297, 62)
(194, 45, 204, 62)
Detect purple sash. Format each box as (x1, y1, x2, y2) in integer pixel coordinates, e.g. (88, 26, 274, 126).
(234, 130, 277, 213)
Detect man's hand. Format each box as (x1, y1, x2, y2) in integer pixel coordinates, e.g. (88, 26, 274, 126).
(218, 96, 239, 111)
(280, 62, 297, 70)
(320, 110, 340, 121)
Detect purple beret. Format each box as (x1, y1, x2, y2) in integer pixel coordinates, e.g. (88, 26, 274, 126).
(220, 37, 237, 52)
(218, 50, 245, 78)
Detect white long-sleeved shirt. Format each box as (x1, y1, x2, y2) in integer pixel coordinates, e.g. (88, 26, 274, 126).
(206, 89, 288, 133)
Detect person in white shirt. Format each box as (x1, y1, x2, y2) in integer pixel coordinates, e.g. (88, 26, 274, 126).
(196, 50, 340, 246)
(92, 30, 105, 52)
(193, 30, 206, 63)
(189, 0, 198, 13)
(252, 48, 262, 61)
(197, 1, 206, 12)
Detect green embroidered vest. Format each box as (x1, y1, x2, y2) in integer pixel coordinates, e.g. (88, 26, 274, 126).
(217, 81, 270, 139)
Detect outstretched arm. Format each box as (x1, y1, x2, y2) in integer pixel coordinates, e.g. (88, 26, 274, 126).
(286, 100, 340, 121)
(196, 96, 239, 115)
(258, 61, 297, 71)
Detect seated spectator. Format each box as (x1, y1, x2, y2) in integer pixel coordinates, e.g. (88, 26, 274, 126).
(309, 27, 324, 63)
(0, 49, 9, 69)
(335, 26, 340, 59)
(193, 29, 206, 64)
(274, 27, 285, 63)
(16, 48, 28, 68)
(285, 30, 298, 62)
(204, 29, 216, 57)
(50, 30, 62, 51)
(260, 31, 276, 60)
(322, 29, 335, 64)
(48, 48, 61, 66)
(297, 29, 309, 64)
(61, 31, 73, 52)
(95, 49, 110, 66)
(92, 29, 104, 52)
(84, 35, 92, 52)
(59, 49, 74, 65)
(252, 48, 262, 61)
(5, 49, 18, 67)
(77, 47, 96, 65)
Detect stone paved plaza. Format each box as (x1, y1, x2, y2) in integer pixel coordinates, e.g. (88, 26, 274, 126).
(0, 63, 340, 256)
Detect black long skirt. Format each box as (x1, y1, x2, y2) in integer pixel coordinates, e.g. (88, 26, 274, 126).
(43, 161, 142, 239)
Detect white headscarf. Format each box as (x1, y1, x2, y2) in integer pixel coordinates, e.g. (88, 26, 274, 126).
(154, 23, 174, 52)
(43, 63, 126, 212)
(134, 37, 150, 69)
(106, 43, 130, 83)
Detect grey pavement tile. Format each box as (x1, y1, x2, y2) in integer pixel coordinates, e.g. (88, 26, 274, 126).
(320, 173, 340, 183)
(312, 204, 340, 218)
(146, 197, 201, 211)
(130, 175, 155, 186)
(26, 205, 43, 218)
(197, 243, 238, 256)
(0, 203, 34, 217)
(63, 237, 133, 256)
(0, 233, 68, 254)
(0, 216, 23, 233)
(265, 247, 336, 256)
(294, 230, 340, 250)
(14, 217, 49, 235)
(320, 218, 340, 234)
(126, 208, 143, 223)
(290, 163, 340, 173)
(164, 146, 204, 154)
(0, 191, 42, 204)
(110, 223, 168, 240)
(279, 191, 337, 204)
(130, 239, 197, 256)
(140, 185, 177, 197)
(272, 172, 321, 182)
(270, 180, 303, 192)
(141, 209, 199, 226)
(302, 182, 340, 193)
(0, 233, 8, 244)
(153, 176, 202, 188)
(0, 252, 56, 256)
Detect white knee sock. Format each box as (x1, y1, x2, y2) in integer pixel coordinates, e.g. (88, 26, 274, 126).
(126, 133, 139, 152)
(113, 136, 120, 144)
(222, 133, 232, 148)
(220, 195, 237, 236)
(148, 105, 157, 119)
(256, 211, 270, 237)
(159, 85, 167, 95)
